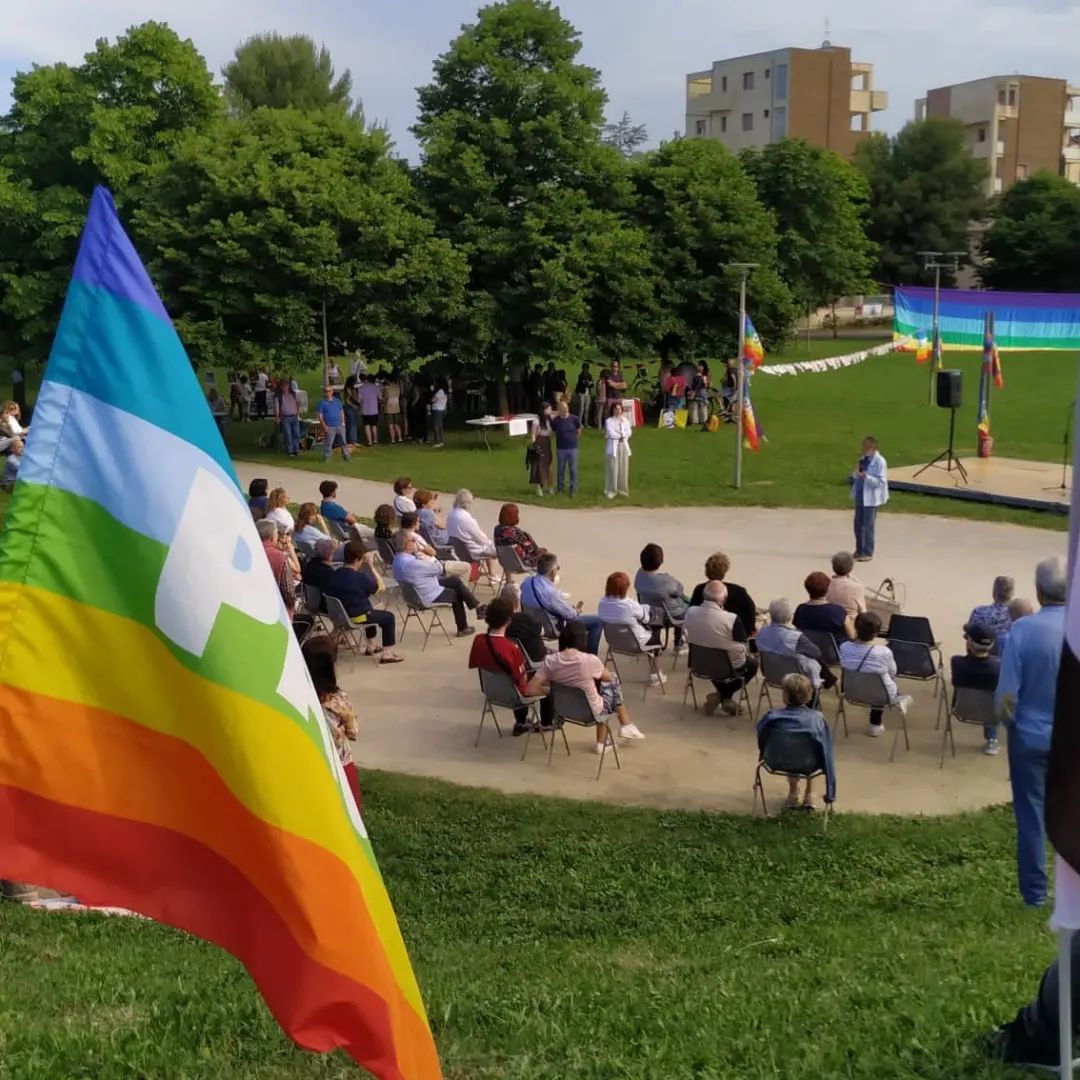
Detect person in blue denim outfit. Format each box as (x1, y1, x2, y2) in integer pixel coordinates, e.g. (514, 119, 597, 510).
(995, 557, 1067, 907)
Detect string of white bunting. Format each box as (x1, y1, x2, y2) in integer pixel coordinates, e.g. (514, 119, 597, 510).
(758, 340, 902, 376)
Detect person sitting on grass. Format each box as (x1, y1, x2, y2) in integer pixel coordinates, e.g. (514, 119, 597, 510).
(756, 597, 834, 690)
(329, 539, 403, 663)
(688, 551, 757, 639)
(597, 571, 665, 686)
(634, 542, 690, 653)
(683, 580, 758, 715)
(825, 552, 866, 620)
(838, 611, 912, 738)
(757, 673, 835, 812)
(302, 636, 362, 810)
(392, 476, 417, 517)
(950, 622, 1001, 755)
(319, 480, 375, 539)
(793, 571, 855, 641)
(391, 535, 484, 638)
(468, 597, 551, 736)
(493, 503, 545, 569)
(527, 619, 645, 755)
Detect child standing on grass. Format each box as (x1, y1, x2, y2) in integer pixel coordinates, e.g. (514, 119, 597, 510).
(302, 637, 363, 811)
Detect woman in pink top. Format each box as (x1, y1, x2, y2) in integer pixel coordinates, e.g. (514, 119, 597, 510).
(529, 621, 645, 755)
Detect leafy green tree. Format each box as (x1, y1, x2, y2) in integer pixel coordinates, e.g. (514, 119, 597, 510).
(980, 172, 1080, 292)
(222, 33, 362, 121)
(0, 22, 221, 362)
(741, 138, 876, 311)
(413, 0, 652, 378)
(601, 111, 648, 158)
(854, 118, 986, 285)
(632, 138, 795, 359)
(135, 108, 466, 369)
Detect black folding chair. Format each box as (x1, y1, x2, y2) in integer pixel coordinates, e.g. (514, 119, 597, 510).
(753, 729, 831, 831)
(602, 621, 665, 699)
(682, 643, 752, 716)
(476, 668, 545, 747)
(939, 685, 997, 767)
(838, 669, 909, 760)
(754, 650, 803, 719)
(418, 522, 454, 561)
(523, 682, 619, 780)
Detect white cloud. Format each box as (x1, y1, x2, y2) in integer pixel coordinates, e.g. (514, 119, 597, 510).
(2, 0, 1078, 159)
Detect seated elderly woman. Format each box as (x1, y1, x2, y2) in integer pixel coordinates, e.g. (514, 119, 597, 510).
(526, 620, 645, 753)
(447, 488, 497, 575)
(968, 574, 1015, 653)
(633, 542, 689, 651)
(373, 504, 396, 542)
(756, 597, 836, 690)
(688, 551, 757, 638)
(793, 571, 855, 641)
(597, 570, 665, 685)
(493, 503, 545, 569)
(414, 489, 451, 548)
(756, 672, 836, 811)
(838, 611, 913, 737)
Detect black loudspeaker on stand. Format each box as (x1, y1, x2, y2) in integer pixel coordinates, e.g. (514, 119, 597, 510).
(914, 370, 968, 483)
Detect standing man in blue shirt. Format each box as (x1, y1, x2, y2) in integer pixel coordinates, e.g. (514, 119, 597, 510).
(551, 399, 582, 496)
(995, 556, 1067, 907)
(316, 385, 350, 463)
(851, 435, 888, 562)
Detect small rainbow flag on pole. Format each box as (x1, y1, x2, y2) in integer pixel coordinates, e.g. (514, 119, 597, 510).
(742, 314, 765, 368)
(0, 189, 440, 1079)
(977, 317, 1005, 438)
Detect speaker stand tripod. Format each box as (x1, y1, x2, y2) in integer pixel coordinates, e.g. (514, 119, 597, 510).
(914, 406, 968, 483)
(1042, 399, 1073, 494)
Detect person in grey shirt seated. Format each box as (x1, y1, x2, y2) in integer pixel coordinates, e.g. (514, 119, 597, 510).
(755, 597, 835, 690)
(634, 542, 690, 653)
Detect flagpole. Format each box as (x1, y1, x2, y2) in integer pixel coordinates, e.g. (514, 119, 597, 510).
(729, 262, 758, 489)
(919, 251, 965, 405)
(1059, 928, 1073, 1080)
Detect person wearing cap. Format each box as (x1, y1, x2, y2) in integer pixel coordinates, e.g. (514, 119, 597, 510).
(950, 622, 1002, 755)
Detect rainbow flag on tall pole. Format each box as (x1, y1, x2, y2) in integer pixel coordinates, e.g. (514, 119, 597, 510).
(0, 189, 441, 1079)
(741, 314, 764, 451)
(976, 312, 1005, 447)
(742, 314, 765, 368)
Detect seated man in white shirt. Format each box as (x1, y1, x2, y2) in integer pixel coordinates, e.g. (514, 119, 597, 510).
(391, 537, 485, 637)
(838, 611, 913, 737)
(447, 488, 497, 577)
(683, 580, 759, 715)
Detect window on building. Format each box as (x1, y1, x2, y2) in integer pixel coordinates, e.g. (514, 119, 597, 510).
(695, 119, 707, 136)
(721, 75, 728, 92)
(1008, 87, 1017, 107)
(772, 106, 787, 139)
(997, 88, 1006, 105)
(743, 71, 754, 90)
(741, 112, 753, 132)
(1017, 163, 1029, 180)
(977, 127, 986, 142)
(719, 115, 728, 133)
(774, 64, 788, 99)
(764, 108, 770, 118)
(765, 68, 770, 79)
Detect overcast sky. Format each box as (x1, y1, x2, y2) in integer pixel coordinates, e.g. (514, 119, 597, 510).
(3, 0, 1078, 161)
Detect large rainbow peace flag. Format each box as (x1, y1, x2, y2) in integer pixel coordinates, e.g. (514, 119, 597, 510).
(895, 286, 1080, 350)
(0, 188, 441, 1080)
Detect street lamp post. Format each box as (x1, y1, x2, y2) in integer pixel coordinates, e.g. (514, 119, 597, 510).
(321, 296, 330, 388)
(919, 251, 965, 404)
(728, 262, 759, 489)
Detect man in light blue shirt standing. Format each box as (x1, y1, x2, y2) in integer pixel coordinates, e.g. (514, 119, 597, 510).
(995, 556, 1067, 907)
(851, 435, 888, 562)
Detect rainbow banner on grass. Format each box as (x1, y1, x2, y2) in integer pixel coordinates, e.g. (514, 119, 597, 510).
(894, 286, 1080, 350)
(0, 189, 440, 1080)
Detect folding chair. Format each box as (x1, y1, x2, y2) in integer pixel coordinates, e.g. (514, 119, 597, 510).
(323, 595, 367, 659)
(939, 685, 997, 768)
(802, 628, 844, 724)
(752, 729, 831, 831)
(657, 598, 687, 671)
(602, 621, 665, 699)
(294, 539, 315, 560)
(302, 583, 334, 635)
(291, 613, 318, 646)
(397, 581, 455, 650)
(887, 614, 942, 665)
(754, 650, 803, 719)
(523, 682, 620, 780)
(476, 668, 545, 747)
(838, 669, 909, 760)
(682, 643, 752, 717)
(418, 522, 454, 561)
(325, 517, 352, 542)
(376, 537, 398, 570)
(451, 536, 499, 593)
(887, 630, 945, 705)
(495, 544, 529, 591)
(523, 603, 560, 642)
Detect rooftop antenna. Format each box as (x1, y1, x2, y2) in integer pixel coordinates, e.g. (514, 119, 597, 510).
(822, 16, 832, 48)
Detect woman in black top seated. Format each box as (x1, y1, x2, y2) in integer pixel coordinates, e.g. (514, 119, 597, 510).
(688, 551, 756, 639)
(793, 571, 855, 641)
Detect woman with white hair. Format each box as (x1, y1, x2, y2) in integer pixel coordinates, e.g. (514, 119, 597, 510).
(447, 488, 497, 576)
(968, 574, 1016, 651)
(755, 598, 831, 689)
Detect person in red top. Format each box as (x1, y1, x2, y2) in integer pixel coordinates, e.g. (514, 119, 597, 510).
(468, 597, 548, 736)
(257, 518, 296, 617)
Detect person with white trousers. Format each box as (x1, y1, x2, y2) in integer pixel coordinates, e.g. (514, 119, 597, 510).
(604, 402, 632, 499)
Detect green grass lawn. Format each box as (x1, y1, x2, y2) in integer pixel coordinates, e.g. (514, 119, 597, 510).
(233, 349, 1077, 531)
(0, 772, 1051, 1078)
